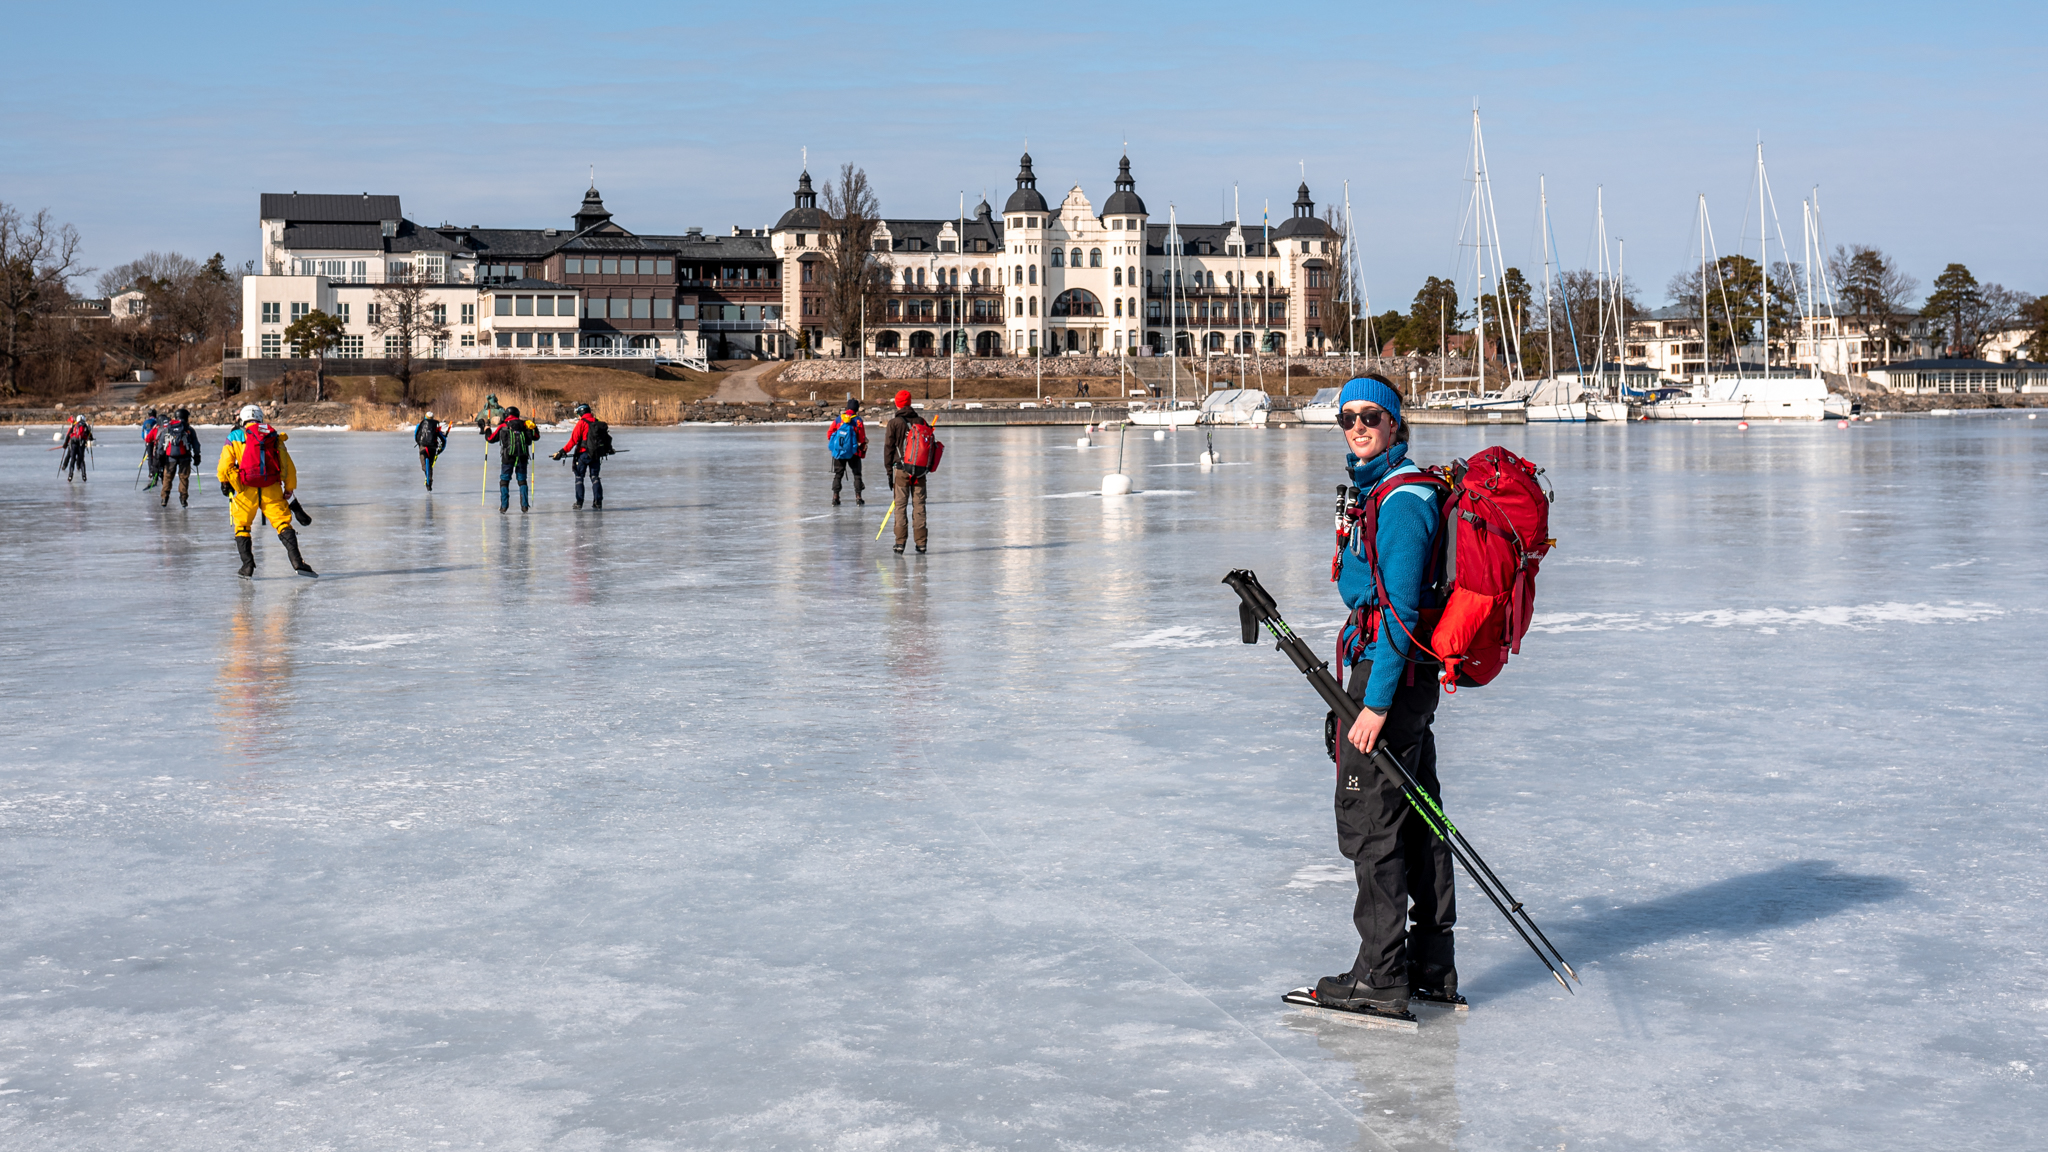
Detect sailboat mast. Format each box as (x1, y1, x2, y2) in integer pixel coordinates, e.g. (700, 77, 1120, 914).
(1236, 184, 1245, 389)
(1698, 193, 1709, 379)
(1615, 237, 1625, 402)
(1541, 177, 1555, 381)
(1758, 141, 1769, 373)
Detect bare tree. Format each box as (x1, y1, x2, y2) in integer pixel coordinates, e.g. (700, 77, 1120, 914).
(371, 265, 450, 403)
(819, 164, 886, 355)
(282, 310, 345, 402)
(0, 202, 87, 397)
(1825, 245, 1918, 366)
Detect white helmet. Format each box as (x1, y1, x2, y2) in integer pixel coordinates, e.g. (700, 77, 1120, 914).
(424, 410, 435, 419)
(238, 404, 263, 423)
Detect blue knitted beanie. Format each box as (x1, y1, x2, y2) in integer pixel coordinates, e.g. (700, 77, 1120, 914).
(1336, 377, 1403, 423)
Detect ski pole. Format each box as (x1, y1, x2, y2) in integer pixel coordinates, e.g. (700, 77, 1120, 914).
(1221, 567, 1578, 993)
(874, 499, 897, 541)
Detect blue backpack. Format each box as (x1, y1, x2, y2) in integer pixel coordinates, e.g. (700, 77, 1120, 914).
(828, 418, 860, 461)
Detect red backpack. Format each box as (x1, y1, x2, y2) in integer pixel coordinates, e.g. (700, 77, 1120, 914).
(901, 420, 943, 476)
(237, 423, 283, 488)
(1353, 446, 1553, 689)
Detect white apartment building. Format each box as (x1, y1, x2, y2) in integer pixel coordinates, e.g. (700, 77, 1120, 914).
(1623, 305, 1942, 380)
(770, 154, 1340, 359)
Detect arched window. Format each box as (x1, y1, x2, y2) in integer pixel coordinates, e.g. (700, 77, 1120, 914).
(1128, 297, 1136, 317)
(1114, 298, 1123, 317)
(1050, 248, 1064, 267)
(886, 300, 901, 320)
(1070, 248, 1082, 266)
(1050, 289, 1102, 317)
(1028, 295, 1038, 316)
(1144, 269, 1153, 288)
(916, 267, 926, 286)
(875, 330, 900, 352)
(1028, 265, 1037, 285)
(1014, 296, 1024, 316)
(1128, 265, 1137, 286)
(1113, 267, 1123, 286)
(1089, 248, 1102, 267)
(950, 269, 959, 286)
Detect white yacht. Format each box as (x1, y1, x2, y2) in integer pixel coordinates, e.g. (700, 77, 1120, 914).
(1199, 388, 1271, 425)
(1298, 387, 1340, 425)
(1641, 374, 1834, 421)
(1127, 399, 1200, 427)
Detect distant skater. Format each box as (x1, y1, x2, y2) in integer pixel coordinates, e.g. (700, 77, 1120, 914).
(218, 403, 316, 578)
(60, 415, 93, 481)
(414, 410, 448, 490)
(485, 405, 538, 513)
(140, 408, 163, 489)
(826, 396, 867, 506)
(157, 407, 201, 508)
(551, 403, 611, 509)
(882, 390, 943, 554)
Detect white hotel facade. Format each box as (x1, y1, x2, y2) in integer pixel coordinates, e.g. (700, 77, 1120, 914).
(240, 156, 1342, 365)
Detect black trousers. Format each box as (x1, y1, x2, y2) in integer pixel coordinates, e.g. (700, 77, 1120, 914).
(573, 454, 602, 504)
(832, 456, 863, 497)
(1336, 659, 1455, 989)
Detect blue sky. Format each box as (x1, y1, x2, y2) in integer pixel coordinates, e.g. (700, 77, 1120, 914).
(4, 1, 2040, 308)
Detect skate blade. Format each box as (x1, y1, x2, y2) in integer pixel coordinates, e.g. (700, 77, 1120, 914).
(1412, 993, 1470, 1013)
(1282, 989, 1419, 1033)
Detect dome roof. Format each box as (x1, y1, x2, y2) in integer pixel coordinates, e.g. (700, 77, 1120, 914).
(773, 169, 822, 232)
(1003, 152, 1049, 215)
(1101, 155, 1147, 217)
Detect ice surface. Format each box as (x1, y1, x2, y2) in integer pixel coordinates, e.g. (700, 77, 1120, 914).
(2, 415, 2044, 1150)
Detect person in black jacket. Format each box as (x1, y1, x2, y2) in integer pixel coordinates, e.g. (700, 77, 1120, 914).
(484, 406, 536, 513)
(413, 411, 448, 490)
(156, 407, 203, 507)
(881, 390, 929, 554)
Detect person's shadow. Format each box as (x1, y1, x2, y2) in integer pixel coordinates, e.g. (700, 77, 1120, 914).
(1473, 860, 1907, 996)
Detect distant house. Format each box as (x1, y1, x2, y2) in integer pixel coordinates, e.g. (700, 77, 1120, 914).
(1866, 357, 2048, 395)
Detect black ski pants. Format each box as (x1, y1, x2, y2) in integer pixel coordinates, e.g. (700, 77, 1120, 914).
(1336, 659, 1455, 990)
(573, 453, 602, 505)
(832, 456, 864, 499)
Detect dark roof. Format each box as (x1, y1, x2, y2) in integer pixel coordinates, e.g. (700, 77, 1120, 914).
(875, 215, 1003, 254)
(1144, 221, 1269, 257)
(1004, 153, 1049, 214)
(386, 220, 465, 254)
(262, 193, 401, 222)
(1101, 155, 1147, 218)
(1272, 181, 1327, 238)
(646, 234, 777, 260)
(280, 223, 383, 250)
(480, 278, 572, 291)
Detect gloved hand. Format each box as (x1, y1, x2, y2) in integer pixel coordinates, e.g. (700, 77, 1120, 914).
(220, 480, 234, 498)
(551, 449, 566, 460)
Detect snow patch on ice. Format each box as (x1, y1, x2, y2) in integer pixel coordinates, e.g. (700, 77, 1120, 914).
(329, 633, 424, 651)
(1531, 603, 2002, 634)
(1284, 863, 1352, 890)
(1112, 626, 1225, 650)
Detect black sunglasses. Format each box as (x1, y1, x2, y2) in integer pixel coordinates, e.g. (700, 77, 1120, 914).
(1337, 407, 1389, 430)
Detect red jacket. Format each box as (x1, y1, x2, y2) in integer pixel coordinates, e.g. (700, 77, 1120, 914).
(561, 413, 598, 456)
(827, 413, 867, 458)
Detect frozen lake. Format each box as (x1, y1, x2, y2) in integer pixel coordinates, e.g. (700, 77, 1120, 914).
(2, 413, 2043, 1150)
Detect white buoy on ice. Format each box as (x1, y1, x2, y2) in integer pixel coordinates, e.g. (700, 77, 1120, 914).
(15, 428, 22, 436)
(1101, 473, 1132, 495)
(1076, 436, 1090, 448)
(2030, 413, 2038, 420)
(1199, 451, 1216, 466)
(1837, 420, 1850, 429)
(1152, 429, 1166, 441)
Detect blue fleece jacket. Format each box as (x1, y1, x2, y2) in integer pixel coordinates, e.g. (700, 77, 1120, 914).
(1337, 442, 1441, 712)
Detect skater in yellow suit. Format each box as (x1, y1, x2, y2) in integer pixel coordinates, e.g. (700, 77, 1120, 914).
(217, 403, 317, 578)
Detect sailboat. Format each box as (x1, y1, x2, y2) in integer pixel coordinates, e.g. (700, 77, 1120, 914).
(1520, 175, 1590, 422)
(1644, 145, 1832, 421)
(1440, 108, 1530, 412)
(1129, 205, 1200, 426)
